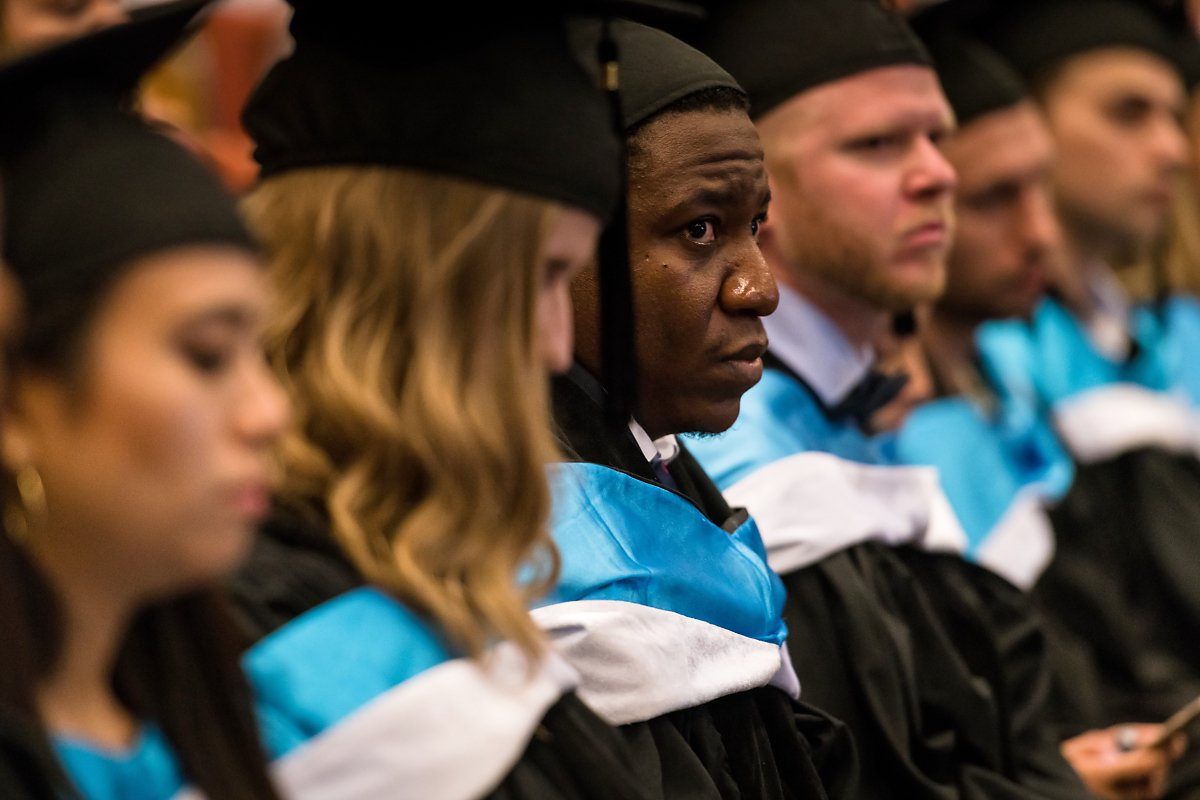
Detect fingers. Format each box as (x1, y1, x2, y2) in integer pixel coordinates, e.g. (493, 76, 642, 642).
(1062, 726, 1175, 800)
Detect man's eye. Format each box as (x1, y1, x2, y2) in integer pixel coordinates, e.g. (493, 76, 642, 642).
(851, 134, 901, 152)
(685, 219, 716, 244)
(751, 214, 767, 237)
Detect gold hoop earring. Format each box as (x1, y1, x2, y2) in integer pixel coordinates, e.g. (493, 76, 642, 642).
(4, 465, 46, 545)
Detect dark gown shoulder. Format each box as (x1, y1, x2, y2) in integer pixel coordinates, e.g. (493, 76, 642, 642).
(505, 688, 853, 800)
(1035, 448, 1200, 728)
(608, 687, 856, 800)
(492, 693, 658, 800)
(779, 542, 1089, 800)
(0, 713, 61, 800)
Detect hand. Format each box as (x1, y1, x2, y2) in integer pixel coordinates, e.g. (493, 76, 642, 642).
(1061, 724, 1186, 800)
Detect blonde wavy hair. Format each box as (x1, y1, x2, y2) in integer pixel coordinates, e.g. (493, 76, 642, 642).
(244, 167, 562, 659)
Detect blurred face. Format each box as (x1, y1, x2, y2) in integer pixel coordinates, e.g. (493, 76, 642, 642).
(758, 64, 957, 312)
(536, 208, 602, 374)
(1040, 48, 1188, 253)
(941, 102, 1059, 323)
(4, 247, 289, 604)
(2, 0, 127, 49)
(573, 107, 777, 439)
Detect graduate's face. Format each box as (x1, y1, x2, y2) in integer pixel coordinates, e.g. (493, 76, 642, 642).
(1040, 48, 1187, 253)
(941, 101, 1059, 322)
(757, 65, 956, 311)
(537, 208, 602, 374)
(2, 0, 127, 50)
(572, 106, 776, 439)
(3, 247, 289, 603)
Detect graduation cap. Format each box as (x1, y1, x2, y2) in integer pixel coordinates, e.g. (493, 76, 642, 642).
(978, 0, 1182, 83)
(692, 0, 930, 120)
(245, 3, 639, 222)
(570, 17, 743, 133)
(0, 0, 252, 349)
(911, 6, 1027, 126)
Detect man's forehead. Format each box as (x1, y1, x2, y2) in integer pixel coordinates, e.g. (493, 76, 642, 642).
(950, 105, 1054, 187)
(638, 109, 764, 171)
(630, 112, 767, 213)
(641, 155, 769, 207)
(761, 64, 950, 137)
(1048, 47, 1185, 105)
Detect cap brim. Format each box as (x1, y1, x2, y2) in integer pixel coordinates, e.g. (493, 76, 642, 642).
(0, 0, 210, 105)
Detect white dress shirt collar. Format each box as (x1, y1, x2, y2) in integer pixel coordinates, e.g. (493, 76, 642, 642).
(628, 418, 681, 467)
(1081, 261, 1133, 361)
(762, 283, 875, 407)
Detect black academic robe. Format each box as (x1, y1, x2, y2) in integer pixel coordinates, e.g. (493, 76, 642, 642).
(1032, 447, 1200, 799)
(0, 713, 61, 800)
(551, 369, 859, 800)
(651, 350, 1089, 799)
(231, 506, 658, 800)
(972, 301, 1200, 797)
(1035, 447, 1200, 729)
(749, 534, 1088, 800)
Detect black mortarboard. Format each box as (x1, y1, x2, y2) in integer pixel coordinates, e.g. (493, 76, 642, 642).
(569, 18, 744, 132)
(912, 9, 1027, 126)
(980, 0, 1181, 83)
(693, 0, 931, 119)
(245, 3, 629, 222)
(0, 0, 253, 325)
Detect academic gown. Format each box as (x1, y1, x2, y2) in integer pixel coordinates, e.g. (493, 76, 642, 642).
(979, 298, 1200, 742)
(0, 712, 64, 800)
(891, 345, 1200, 740)
(548, 367, 858, 800)
(230, 507, 655, 800)
(686, 359, 1090, 800)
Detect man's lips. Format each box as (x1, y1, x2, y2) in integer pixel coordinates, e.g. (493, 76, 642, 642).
(722, 340, 768, 364)
(718, 340, 768, 386)
(900, 220, 949, 250)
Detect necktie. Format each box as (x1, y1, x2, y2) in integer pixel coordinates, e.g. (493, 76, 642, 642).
(830, 369, 910, 429)
(650, 455, 679, 491)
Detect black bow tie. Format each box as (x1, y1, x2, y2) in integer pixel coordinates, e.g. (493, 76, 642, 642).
(830, 369, 910, 429)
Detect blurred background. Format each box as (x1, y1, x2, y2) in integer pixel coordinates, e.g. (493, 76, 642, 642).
(136, 0, 290, 192)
